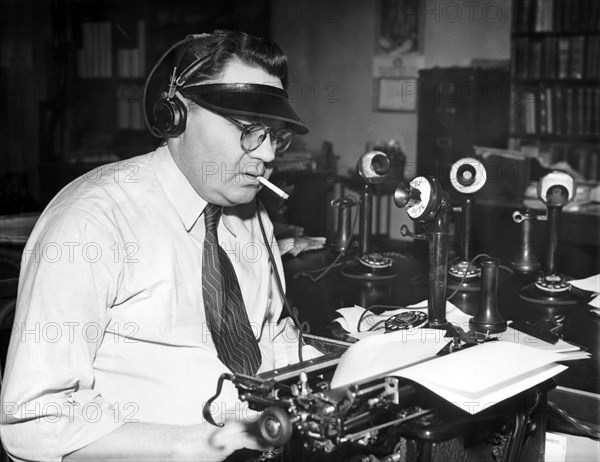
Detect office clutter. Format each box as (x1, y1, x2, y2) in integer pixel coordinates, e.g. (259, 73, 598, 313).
(275, 141, 599, 460)
(446, 157, 488, 293)
(0, 213, 40, 246)
(570, 275, 600, 309)
(323, 142, 407, 278)
(265, 140, 339, 238)
(516, 171, 593, 306)
(416, 67, 510, 196)
(340, 150, 397, 281)
(203, 308, 584, 461)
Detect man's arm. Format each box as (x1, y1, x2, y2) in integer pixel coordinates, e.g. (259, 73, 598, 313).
(1, 208, 125, 460)
(64, 420, 267, 461)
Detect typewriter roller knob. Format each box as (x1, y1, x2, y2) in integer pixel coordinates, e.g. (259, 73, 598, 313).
(258, 406, 293, 447)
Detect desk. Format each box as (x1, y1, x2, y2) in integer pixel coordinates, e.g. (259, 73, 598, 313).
(472, 201, 600, 279)
(283, 248, 600, 432)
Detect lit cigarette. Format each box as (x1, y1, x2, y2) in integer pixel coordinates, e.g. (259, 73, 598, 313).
(257, 176, 289, 200)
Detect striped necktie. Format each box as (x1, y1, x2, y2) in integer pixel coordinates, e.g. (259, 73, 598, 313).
(202, 203, 261, 375)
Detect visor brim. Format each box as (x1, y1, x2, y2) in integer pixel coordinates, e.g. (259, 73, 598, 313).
(180, 83, 309, 135)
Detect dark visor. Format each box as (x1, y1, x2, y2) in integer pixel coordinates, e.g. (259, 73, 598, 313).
(180, 83, 309, 135)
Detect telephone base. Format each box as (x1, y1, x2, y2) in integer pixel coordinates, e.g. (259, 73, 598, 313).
(341, 261, 397, 281)
(446, 274, 481, 292)
(519, 283, 583, 306)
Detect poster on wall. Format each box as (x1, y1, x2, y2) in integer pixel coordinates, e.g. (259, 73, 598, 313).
(374, 0, 424, 111)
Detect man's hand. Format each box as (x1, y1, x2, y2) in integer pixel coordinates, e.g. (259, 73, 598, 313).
(178, 419, 271, 461)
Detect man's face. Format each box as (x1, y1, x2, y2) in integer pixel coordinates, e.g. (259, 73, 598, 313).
(168, 59, 286, 206)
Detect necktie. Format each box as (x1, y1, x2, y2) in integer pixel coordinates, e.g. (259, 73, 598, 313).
(202, 203, 261, 375)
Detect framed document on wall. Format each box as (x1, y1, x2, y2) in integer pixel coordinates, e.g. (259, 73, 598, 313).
(376, 77, 418, 111)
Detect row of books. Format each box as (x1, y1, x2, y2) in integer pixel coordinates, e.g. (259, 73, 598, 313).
(77, 20, 146, 79)
(115, 84, 145, 130)
(511, 85, 600, 137)
(512, 35, 600, 80)
(77, 22, 112, 78)
(513, 0, 600, 33)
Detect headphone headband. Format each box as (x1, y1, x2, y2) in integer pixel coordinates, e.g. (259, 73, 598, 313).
(143, 33, 213, 137)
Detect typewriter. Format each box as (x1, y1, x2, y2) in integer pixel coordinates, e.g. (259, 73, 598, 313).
(204, 334, 551, 462)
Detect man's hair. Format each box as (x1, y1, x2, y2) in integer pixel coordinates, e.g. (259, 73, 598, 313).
(176, 30, 289, 90)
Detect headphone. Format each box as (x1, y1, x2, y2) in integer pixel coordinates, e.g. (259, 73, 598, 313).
(144, 33, 214, 138)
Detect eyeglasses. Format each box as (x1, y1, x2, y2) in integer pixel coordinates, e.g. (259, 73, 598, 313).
(219, 113, 294, 154)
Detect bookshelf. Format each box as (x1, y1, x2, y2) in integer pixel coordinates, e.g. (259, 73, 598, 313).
(509, 0, 600, 180)
(60, 2, 154, 163)
(39, 0, 270, 203)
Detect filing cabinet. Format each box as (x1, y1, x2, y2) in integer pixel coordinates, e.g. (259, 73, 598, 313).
(416, 67, 510, 194)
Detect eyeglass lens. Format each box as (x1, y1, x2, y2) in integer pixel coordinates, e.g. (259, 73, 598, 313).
(241, 125, 293, 153)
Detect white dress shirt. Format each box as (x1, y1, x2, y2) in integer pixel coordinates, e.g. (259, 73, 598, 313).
(0, 145, 303, 461)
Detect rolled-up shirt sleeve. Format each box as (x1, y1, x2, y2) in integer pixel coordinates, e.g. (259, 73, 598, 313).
(0, 206, 124, 461)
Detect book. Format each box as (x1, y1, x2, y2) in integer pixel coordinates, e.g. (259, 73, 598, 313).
(509, 88, 519, 133)
(513, 37, 529, 79)
(553, 86, 564, 135)
(584, 86, 593, 136)
(546, 86, 554, 134)
(557, 37, 570, 79)
(543, 36, 558, 79)
(594, 87, 600, 136)
(553, 0, 565, 32)
(576, 86, 585, 135)
(585, 36, 600, 80)
(565, 87, 574, 135)
(538, 86, 548, 134)
(517, 0, 534, 32)
(529, 38, 543, 79)
(116, 83, 145, 130)
(535, 0, 554, 31)
(569, 35, 585, 79)
(523, 90, 537, 134)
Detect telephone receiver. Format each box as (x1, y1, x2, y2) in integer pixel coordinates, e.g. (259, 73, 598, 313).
(447, 157, 488, 292)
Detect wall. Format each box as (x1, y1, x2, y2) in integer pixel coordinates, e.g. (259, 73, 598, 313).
(270, 0, 512, 237)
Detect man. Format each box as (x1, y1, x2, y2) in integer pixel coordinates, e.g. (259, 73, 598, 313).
(1, 30, 312, 461)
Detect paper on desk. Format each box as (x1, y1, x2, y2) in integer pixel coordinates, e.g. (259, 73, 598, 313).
(330, 328, 451, 388)
(497, 327, 589, 358)
(277, 236, 326, 257)
(569, 275, 600, 308)
(334, 302, 589, 359)
(332, 340, 567, 414)
(333, 300, 471, 338)
(569, 274, 600, 293)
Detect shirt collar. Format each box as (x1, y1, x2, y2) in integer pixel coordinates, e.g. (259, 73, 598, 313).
(152, 145, 237, 236)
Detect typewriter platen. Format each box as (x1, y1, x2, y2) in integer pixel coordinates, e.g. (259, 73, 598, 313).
(204, 334, 550, 462)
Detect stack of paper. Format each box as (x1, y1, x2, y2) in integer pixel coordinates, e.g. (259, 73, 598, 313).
(331, 339, 567, 415)
(333, 300, 471, 340)
(333, 300, 590, 361)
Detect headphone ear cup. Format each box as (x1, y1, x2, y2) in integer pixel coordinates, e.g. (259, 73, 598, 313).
(152, 95, 187, 137)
